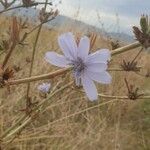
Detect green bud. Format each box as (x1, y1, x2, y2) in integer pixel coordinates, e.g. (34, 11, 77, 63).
(140, 15, 148, 34)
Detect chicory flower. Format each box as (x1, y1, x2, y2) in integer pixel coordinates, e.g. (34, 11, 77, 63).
(45, 32, 112, 101)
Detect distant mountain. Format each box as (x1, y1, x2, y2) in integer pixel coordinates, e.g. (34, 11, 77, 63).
(0, 5, 134, 43)
(107, 32, 135, 43)
(48, 15, 134, 43)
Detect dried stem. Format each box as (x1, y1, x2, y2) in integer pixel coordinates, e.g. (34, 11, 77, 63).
(98, 94, 150, 99)
(36, 94, 150, 129)
(6, 67, 140, 86)
(26, 17, 55, 36)
(2, 42, 16, 69)
(1, 88, 150, 142)
(3, 92, 150, 142)
(108, 67, 142, 72)
(111, 41, 141, 56)
(8, 68, 71, 85)
(26, 0, 49, 111)
(124, 78, 130, 94)
(130, 47, 143, 64)
(1, 81, 73, 141)
(26, 25, 42, 99)
(0, 2, 52, 14)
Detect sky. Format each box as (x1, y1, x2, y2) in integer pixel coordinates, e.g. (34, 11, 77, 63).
(5, 0, 150, 35)
(55, 0, 150, 35)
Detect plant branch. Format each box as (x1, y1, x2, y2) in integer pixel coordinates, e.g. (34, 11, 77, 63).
(8, 68, 71, 85)
(26, 17, 55, 36)
(1, 89, 150, 142)
(130, 47, 143, 64)
(26, 24, 42, 98)
(108, 67, 142, 72)
(0, 2, 52, 14)
(98, 94, 150, 99)
(1, 81, 73, 141)
(111, 41, 141, 56)
(2, 42, 16, 69)
(4, 92, 150, 142)
(26, 0, 49, 111)
(6, 67, 141, 86)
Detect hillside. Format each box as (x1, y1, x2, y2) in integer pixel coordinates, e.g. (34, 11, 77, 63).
(1, 5, 134, 43)
(0, 11, 150, 150)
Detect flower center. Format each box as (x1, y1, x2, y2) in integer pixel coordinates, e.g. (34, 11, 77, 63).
(71, 57, 86, 77)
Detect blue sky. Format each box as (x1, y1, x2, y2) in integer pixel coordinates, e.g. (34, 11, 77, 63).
(55, 0, 150, 35)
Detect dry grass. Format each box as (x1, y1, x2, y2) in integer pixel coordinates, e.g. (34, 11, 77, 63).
(0, 15, 150, 150)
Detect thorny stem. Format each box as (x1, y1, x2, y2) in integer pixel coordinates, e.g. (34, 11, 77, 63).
(0, 2, 52, 14)
(111, 41, 141, 56)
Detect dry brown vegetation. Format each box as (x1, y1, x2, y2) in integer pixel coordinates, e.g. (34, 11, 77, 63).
(0, 15, 150, 150)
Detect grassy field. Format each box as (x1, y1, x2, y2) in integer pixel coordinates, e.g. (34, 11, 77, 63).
(0, 15, 150, 150)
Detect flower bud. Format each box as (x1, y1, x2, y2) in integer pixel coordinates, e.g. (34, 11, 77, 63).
(140, 15, 148, 34)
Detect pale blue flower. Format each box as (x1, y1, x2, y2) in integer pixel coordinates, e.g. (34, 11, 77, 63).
(38, 83, 51, 93)
(45, 32, 112, 101)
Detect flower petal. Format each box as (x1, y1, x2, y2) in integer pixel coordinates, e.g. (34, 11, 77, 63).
(86, 71, 112, 84)
(86, 62, 107, 73)
(58, 32, 77, 60)
(87, 49, 111, 63)
(45, 52, 69, 67)
(78, 36, 90, 59)
(38, 83, 51, 93)
(81, 73, 98, 101)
